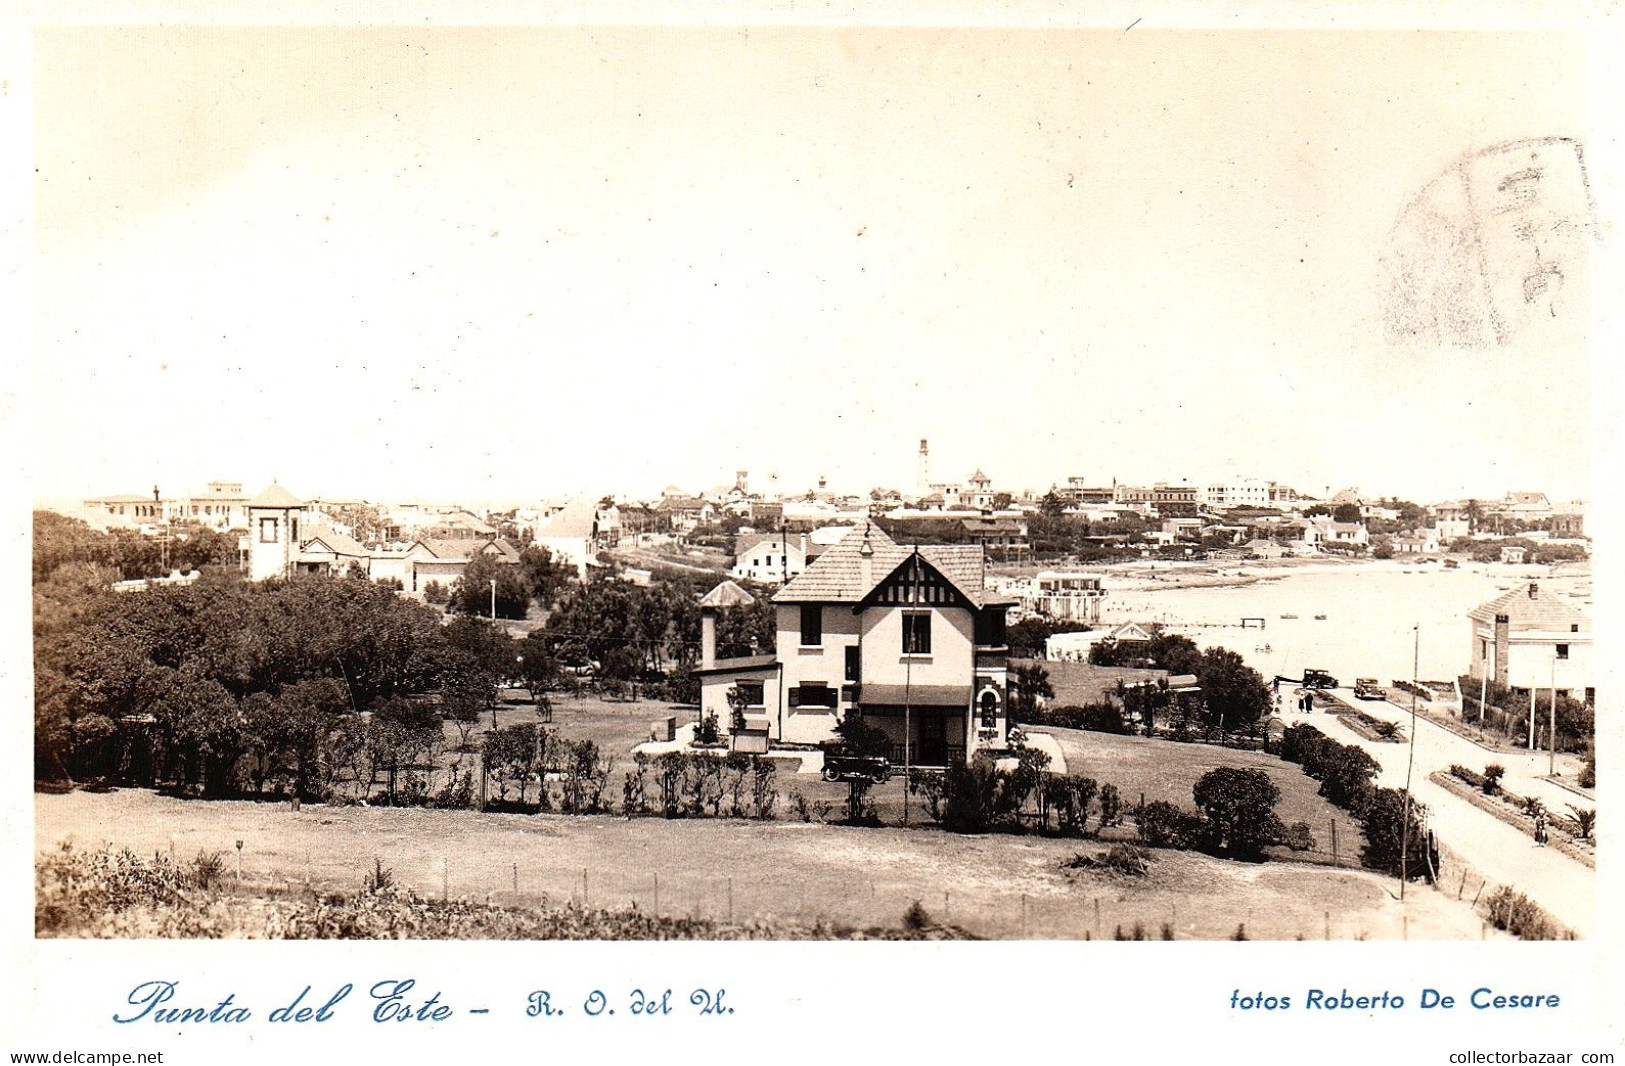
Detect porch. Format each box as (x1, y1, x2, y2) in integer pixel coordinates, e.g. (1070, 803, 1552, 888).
(857, 704, 968, 768)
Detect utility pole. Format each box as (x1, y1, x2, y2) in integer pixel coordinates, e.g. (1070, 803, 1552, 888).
(1400, 622, 1419, 901)
(490, 578, 497, 622)
(1549, 655, 1558, 777)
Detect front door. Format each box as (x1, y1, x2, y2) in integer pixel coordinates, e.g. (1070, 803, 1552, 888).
(917, 714, 948, 766)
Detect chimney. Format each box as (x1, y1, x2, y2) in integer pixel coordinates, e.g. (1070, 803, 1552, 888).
(700, 609, 717, 670)
(1527, 582, 1539, 599)
(859, 524, 874, 589)
(1493, 612, 1510, 687)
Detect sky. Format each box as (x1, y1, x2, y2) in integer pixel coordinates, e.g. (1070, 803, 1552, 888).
(28, 27, 1600, 506)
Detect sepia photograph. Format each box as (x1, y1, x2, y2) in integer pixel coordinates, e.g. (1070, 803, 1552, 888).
(23, 22, 1602, 950)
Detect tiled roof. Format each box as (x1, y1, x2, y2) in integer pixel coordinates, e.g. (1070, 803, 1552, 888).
(699, 580, 756, 608)
(539, 497, 598, 539)
(413, 537, 511, 561)
(1468, 585, 1589, 631)
(693, 654, 779, 676)
(247, 483, 305, 508)
(772, 523, 996, 607)
(734, 532, 797, 556)
(300, 523, 369, 557)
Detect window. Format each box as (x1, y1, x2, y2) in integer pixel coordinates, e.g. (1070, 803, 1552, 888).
(734, 681, 765, 707)
(1556, 644, 1569, 660)
(902, 612, 932, 655)
(980, 691, 1000, 728)
(975, 611, 1007, 647)
(791, 683, 836, 709)
(800, 605, 822, 646)
(845, 646, 861, 682)
(259, 517, 279, 543)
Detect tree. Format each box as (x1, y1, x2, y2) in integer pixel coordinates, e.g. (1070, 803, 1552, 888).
(1192, 767, 1285, 860)
(1009, 663, 1054, 721)
(833, 715, 892, 758)
(992, 492, 1013, 510)
(1038, 490, 1068, 517)
(519, 545, 568, 609)
(1195, 648, 1271, 738)
(449, 554, 529, 619)
(1332, 503, 1362, 524)
(1360, 787, 1435, 880)
(33, 510, 112, 583)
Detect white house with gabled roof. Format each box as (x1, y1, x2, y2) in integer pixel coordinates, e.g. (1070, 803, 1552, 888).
(695, 522, 1015, 765)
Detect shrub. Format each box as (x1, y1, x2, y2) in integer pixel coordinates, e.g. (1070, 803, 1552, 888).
(1481, 886, 1565, 940)
(1064, 844, 1150, 877)
(1316, 745, 1381, 814)
(1449, 764, 1484, 789)
(1359, 787, 1435, 881)
(939, 758, 1026, 833)
(1041, 774, 1097, 836)
(423, 580, 448, 605)
(902, 900, 931, 932)
(1279, 723, 1327, 766)
(1136, 801, 1206, 850)
(842, 779, 880, 827)
(1482, 763, 1506, 795)
(1281, 821, 1317, 852)
(365, 858, 394, 894)
(907, 769, 946, 822)
(190, 850, 226, 890)
(1192, 767, 1285, 861)
(1579, 750, 1595, 789)
(787, 788, 815, 823)
(1098, 784, 1122, 828)
(694, 712, 721, 746)
(1567, 806, 1595, 843)
(749, 757, 778, 820)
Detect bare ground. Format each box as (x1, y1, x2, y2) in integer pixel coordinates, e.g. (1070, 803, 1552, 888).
(37, 788, 1497, 941)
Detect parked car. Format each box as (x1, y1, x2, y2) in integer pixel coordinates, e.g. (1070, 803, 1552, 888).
(819, 744, 894, 783)
(1354, 678, 1385, 700)
(1302, 668, 1339, 690)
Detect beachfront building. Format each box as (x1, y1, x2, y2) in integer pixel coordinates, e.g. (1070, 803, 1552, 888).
(1301, 517, 1370, 551)
(1022, 570, 1108, 624)
(695, 523, 1016, 765)
(1467, 582, 1592, 702)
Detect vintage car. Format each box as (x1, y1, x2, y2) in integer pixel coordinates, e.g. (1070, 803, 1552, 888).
(1354, 678, 1386, 700)
(819, 744, 894, 783)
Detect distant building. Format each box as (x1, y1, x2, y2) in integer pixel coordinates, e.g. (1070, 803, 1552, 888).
(246, 483, 307, 581)
(1467, 582, 1591, 702)
(1023, 570, 1108, 624)
(404, 537, 522, 593)
(1301, 517, 1369, 551)
(1392, 529, 1441, 555)
(959, 516, 1029, 556)
(732, 532, 810, 585)
(536, 497, 618, 578)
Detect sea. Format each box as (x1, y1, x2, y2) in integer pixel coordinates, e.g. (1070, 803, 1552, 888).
(1088, 560, 1592, 689)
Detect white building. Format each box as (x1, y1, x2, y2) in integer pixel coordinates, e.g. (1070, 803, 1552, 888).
(732, 532, 810, 585)
(1023, 570, 1109, 624)
(1467, 582, 1592, 702)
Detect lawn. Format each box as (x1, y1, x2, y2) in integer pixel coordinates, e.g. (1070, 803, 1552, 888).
(1037, 726, 1369, 862)
(36, 789, 1489, 940)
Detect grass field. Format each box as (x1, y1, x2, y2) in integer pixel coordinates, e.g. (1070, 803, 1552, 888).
(1040, 726, 1369, 862)
(37, 788, 1491, 940)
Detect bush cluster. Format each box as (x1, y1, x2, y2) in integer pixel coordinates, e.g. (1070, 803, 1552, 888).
(1481, 886, 1568, 941)
(622, 751, 778, 821)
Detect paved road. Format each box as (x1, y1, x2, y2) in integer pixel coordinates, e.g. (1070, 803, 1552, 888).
(1291, 691, 1594, 936)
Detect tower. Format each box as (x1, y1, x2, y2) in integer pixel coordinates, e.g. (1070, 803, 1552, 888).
(917, 438, 930, 497)
(246, 482, 305, 580)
